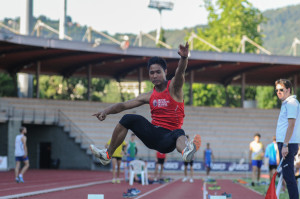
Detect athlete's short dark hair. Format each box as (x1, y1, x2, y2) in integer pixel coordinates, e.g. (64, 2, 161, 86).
(147, 56, 167, 71)
(254, 133, 261, 138)
(19, 126, 26, 133)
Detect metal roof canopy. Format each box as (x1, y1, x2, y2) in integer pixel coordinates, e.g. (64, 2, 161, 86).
(1, 32, 300, 87)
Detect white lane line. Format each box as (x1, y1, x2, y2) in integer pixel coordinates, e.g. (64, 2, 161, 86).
(135, 179, 179, 199)
(0, 179, 111, 199)
(238, 183, 264, 196)
(0, 182, 66, 192)
(0, 178, 102, 192)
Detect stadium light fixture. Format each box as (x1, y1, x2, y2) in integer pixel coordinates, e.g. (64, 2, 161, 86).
(148, 0, 174, 44)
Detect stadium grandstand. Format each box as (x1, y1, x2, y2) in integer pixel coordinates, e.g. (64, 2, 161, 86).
(0, 97, 279, 169)
(1, 31, 300, 172)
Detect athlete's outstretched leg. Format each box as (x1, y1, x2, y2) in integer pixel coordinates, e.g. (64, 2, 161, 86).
(107, 123, 128, 158)
(90, 123, 128, 165)
(15, 161, 21, 182)
(176, 135, 187, 153)
(180, 134, 201, 162)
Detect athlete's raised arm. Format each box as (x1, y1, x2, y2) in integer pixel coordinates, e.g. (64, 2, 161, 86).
(169, 42, 189, 102)
(93, 91, 152, 121)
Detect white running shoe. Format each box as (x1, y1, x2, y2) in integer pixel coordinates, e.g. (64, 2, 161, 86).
(90, 144, 111, 165)
(190, 178, 194, 183)
(182, 135, 201, 162)
(182, 177, 188, 182)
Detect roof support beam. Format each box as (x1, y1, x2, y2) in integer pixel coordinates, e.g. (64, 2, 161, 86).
(61, 55, 132, 78)
(186, 61, 236, 72)
(294, 75, 298, 94)
(138, 67, 143, 95)
(241, 73, 245, 108)
(87, 65, 92, 101)
(0, 47, 40, 55)
(114, 59, 182, 81)
(36, 61, 41, 99)
(222, 64, 277, 86)
(114, 63, 145, 81)
(189, 70, 194, 105)
(6, 51, 86, 74)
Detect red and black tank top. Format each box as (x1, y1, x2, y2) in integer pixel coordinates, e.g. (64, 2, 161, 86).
(149, 80, 185, 131)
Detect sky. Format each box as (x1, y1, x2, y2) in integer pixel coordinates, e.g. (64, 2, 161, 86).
(1, 0, 300, 35)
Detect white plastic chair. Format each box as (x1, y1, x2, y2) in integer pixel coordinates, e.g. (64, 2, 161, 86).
(129, 160, 148, 186)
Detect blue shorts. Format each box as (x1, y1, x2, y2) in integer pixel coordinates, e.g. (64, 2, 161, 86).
(127, 157, 135, 162)
(15, 156, 29, 162)
(205, 161, 211, 168)
(252, 160, 263, 168)
(126, 157, 135, 166)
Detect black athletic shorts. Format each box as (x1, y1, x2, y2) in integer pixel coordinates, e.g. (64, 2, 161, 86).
(269, 165, 277, 170)
(112, 157, 122, 161)
(119, 114, 185, 153)
(184, 160, 194, 166)
(156, 158, 165, 165)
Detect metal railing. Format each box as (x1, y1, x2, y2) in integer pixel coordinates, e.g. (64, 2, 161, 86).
(5, 106, 58, 124)
(57, 109, 95, 147)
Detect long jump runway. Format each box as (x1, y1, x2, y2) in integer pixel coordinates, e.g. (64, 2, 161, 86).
(0, 170, 264, 199)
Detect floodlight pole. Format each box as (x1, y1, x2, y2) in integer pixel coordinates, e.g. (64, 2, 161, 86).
(156, 9, 162, 45)
(291, 37, 300, 56)
(20, 0, 33, 35)
(59, 0, 67, 40)
(148, 1, 174, 45)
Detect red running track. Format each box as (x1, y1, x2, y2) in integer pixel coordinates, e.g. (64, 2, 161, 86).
(0, 170, 264, 199)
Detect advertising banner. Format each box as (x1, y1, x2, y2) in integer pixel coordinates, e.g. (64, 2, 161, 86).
(0, 156, 8, 171)
(120, 160, 268, 172)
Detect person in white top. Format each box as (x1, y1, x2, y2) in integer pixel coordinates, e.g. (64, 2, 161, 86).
(249, 133, 264, 186)
(14, 126, 29, 183)
(275, 79, 300, 199)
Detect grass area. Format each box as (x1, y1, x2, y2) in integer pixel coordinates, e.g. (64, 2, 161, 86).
(236, 178, 289, 199)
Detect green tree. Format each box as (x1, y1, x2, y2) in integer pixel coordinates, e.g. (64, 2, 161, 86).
(91, 78, 110, 101)
(192, 83, 225, 107)
(191, 83, 242, 107)
(0, 73, 17, 97)
(156, 28, 167, 48)
(245, 86, 257, 100)
(144, 80, 153, 93)
(36, 75, 109, 101)
(256, 86, 278, 109)
(37, 75, 66, 99)
(193, 0, 266, 52)
(98, 81, 135, 103)
(188, 0, 266, 107)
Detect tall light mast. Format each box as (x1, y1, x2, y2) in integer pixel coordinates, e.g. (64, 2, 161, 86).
(148, 0, 173, 44)
(59, 0, 67, 40)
